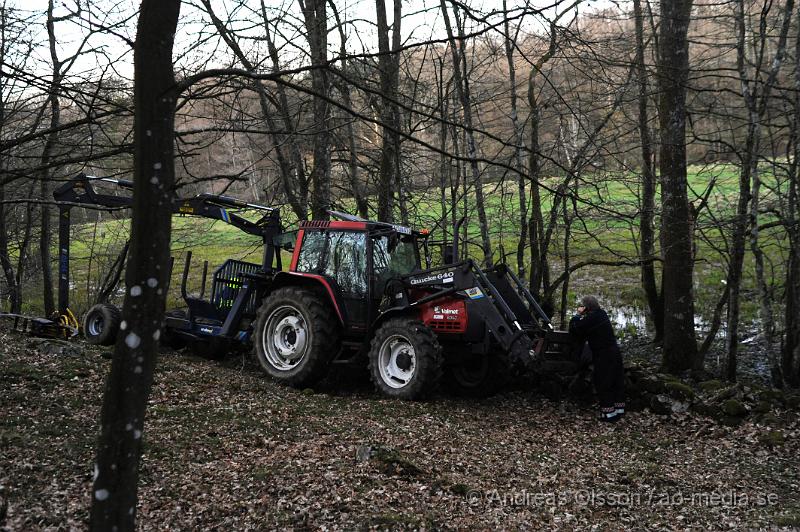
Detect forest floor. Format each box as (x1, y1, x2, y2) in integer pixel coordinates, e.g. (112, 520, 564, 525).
(2, 328, 800, 531)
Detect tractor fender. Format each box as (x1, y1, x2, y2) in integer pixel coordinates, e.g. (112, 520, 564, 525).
(369, 305, 422, 335)
(269, 271, 345, 324)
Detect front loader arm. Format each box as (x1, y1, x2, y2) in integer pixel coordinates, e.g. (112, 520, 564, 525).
(395, 261, 537, 362)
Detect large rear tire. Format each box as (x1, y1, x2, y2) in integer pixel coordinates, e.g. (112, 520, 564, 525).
(368, 318, 442, 400)
(82, 303, 122, 346)
(444, 350, 509, 398)
(253, 286, 339, 387)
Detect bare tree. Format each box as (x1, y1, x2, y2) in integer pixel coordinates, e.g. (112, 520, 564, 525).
(657, 0, 697, 373)
(199, 0, 309, 220)
(725, 0, 794, 383)
(90, 0, 181, 528)
(502, 0, 527, 279)
(375, 0, 402, 222)
(440, 0, 492, 266)
(633, 0, 663, 341)
(299, 0, 332, 220)
(330, 0, 369, 219)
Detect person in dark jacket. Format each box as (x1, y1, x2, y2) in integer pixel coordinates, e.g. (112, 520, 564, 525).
(569, 295, 625, 422)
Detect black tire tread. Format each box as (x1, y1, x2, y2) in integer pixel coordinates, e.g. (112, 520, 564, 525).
(83, 303, 122, 346)
(253, 286, 340, 387)
(368, 318, 443, 400)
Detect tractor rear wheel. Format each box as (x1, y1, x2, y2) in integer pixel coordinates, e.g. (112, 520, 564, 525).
(83, 303, 122, 346)
(444, 350, 509, 398)
(254, 286, 339, 387)
(368, 318, 442, 400)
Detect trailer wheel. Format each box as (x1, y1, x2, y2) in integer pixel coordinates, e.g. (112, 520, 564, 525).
(254, 287, 339, 387)
(444, 350, 509, 398)
(83, 303, 122, 346)
(368, 318, 442, 400)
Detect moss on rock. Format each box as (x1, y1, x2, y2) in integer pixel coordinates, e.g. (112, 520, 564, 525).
(758, 412, 780, 425)
(691, 402, 721, 418)
(648, 394, 673, 415)
(721, 399, 748, 417)
(665, 381, 695, 401)
(752, 401, 771, 414)
(758, 389, 785, 405)
(698, 379, 725, 393)
(758, 430, 785, 447)
(641, 375, 666, 394)
(785, 395, 800, 410)
(719, 416, 743, 427)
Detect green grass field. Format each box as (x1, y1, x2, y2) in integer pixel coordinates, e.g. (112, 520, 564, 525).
(14, 163, 787, 329)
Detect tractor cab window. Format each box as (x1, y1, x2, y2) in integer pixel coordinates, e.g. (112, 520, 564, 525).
(273, 230, 298, 251)
(296, 230, 368, 297)
(372, 233, 420, 285)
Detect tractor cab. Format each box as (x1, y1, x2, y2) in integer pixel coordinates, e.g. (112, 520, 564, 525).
(276, 213, 428, 334)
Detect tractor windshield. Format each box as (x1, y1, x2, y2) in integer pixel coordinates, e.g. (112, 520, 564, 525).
(372, 233, 419, 280)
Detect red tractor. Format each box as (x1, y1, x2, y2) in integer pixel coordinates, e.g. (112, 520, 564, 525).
(54, 174, 575, 400)
(252, 212, 575, 399)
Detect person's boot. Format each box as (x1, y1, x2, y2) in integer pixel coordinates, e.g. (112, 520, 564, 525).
(614, 402, 625, 418)
(599, 407, 619, 422)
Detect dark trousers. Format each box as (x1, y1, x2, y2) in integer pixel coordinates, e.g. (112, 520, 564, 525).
(592, 348, 625, 409)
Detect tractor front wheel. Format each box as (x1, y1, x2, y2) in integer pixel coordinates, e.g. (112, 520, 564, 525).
(368, 318, 442, 400)
(83, 303, 122, 346)
(254, 287, 339, 387)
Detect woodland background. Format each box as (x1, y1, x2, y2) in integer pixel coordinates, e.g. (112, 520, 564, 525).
(3, 1, 800, 529)
(0, 0, 798, 385)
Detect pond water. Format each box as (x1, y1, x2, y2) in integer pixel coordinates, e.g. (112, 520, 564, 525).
(605, 304, 714, 339)
(602, 302, 775, 381)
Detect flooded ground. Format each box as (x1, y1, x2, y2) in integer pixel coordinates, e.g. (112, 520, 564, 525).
(562, 263, 777, 383)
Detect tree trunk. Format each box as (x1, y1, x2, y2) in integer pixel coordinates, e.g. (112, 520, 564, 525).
(525, 18, 566, 303)
(785, 12, 800, 387)
(657, 0, 697, 374)
(40, 0, 61, 317)
(299, 0, 331, 220)
(503, 0, 527, 279)
(726, 0, 793, 382)
(0, 186, 20, 312)
(633, 0, 663, 341)
(375, 0, 402, 222)
(90, 1, 181, 529)
(785, 237, 800, 387)
(436, 57, 450, 245)
(440, 0, 492, 266)
(15, 179, 37, 310)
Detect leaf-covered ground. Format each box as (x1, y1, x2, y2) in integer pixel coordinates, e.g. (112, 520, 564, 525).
(2, 329, 799, 530)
